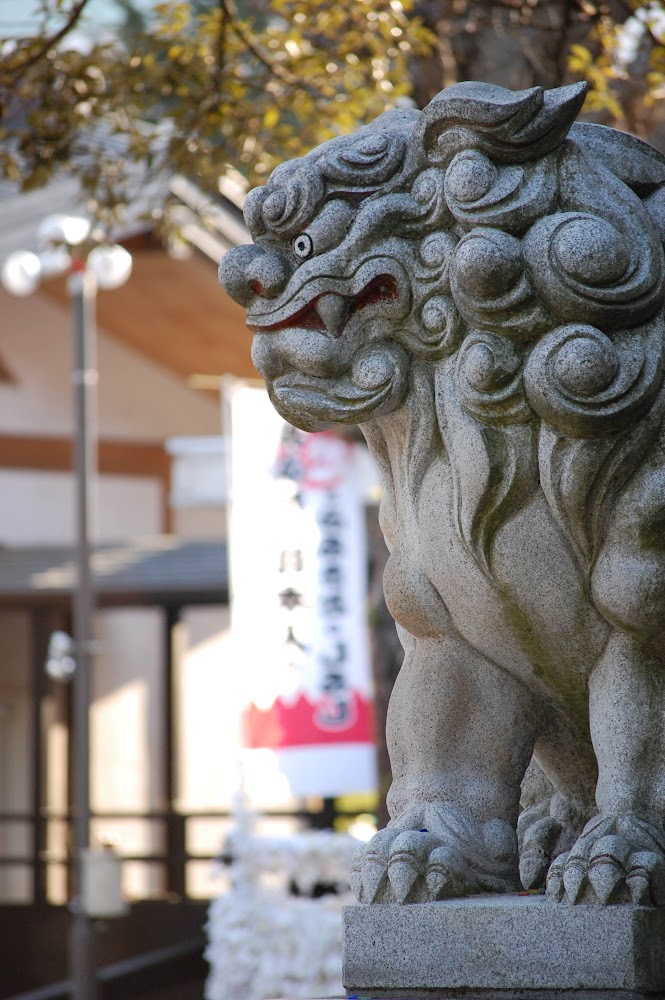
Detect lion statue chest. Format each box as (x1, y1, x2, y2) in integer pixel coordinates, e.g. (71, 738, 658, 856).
(377, 441, 607, 704)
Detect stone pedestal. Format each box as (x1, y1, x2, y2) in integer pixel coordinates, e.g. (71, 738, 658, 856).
(343, 896, 665, 999)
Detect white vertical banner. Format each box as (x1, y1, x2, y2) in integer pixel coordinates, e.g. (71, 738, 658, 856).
(227, 380, 377, 798)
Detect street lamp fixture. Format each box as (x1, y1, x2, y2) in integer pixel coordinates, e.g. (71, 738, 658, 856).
(1, 213, 132, 1000)
(45, 630, 77, 683)
(1, 234, 132, 296)
(1, 250, 42, 297)
(36, 213, 91, 248)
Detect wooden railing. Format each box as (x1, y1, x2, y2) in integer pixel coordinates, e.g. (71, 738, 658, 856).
(0, 798, 349, 904)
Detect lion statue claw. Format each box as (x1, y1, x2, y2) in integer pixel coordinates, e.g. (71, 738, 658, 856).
(220, 81, 665, 906)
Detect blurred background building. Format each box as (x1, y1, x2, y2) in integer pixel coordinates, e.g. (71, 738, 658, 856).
(0, 168, 276, 996)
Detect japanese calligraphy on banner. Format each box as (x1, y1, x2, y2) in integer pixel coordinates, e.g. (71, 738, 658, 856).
(227, 381, 377, 797)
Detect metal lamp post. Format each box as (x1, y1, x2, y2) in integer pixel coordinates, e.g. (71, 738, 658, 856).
(1, 218, 132, 1000)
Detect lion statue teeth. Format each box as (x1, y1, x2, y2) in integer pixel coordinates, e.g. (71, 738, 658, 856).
(220, 81, 665, 907)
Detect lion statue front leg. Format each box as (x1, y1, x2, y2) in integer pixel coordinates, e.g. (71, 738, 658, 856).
(544, 448, 665, 907)
(350, 633, 536, 903)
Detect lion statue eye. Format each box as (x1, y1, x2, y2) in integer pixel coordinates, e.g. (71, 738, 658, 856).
(293, 233, 314, 259)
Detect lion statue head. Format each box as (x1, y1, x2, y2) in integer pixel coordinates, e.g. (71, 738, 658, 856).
(220, 81, 665, 572)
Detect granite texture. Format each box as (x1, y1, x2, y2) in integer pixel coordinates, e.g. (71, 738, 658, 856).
(343, 896, 665, 994)
(220, 81, 665, 910)
(348, 994, 665, 1000)
(348, 988, 665, 1000)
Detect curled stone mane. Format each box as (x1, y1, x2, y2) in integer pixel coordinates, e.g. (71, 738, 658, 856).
(410, 82, 665, 573)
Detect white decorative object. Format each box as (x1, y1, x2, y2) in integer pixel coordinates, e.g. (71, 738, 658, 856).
(80, 846, 128, 919)
(35, 212, 91, 248)
(205, 801, 364, 1000)
(1, 249, 42, 296)
(86, 243, 133, 289)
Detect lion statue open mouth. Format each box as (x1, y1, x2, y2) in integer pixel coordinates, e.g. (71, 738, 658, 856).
(220, 81, 665, 907)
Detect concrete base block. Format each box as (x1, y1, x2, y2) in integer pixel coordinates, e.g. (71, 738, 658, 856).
(343, 895, 665, 998)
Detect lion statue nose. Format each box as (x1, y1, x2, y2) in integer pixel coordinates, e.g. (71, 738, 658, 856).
(219, 244, 291, 305)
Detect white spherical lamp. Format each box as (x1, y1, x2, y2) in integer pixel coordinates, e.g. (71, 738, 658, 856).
(36, 213, 91, 248)
(1, 250, 43, 296)
(87, 244, 132, 290)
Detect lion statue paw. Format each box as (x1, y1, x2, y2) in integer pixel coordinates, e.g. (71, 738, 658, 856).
(350, 804, 519, 904)
(517, 790, 592, 891)
(546, 813, 665, 905)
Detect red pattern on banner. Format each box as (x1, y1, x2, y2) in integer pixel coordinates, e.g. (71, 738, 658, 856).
(243, 690, 375, 749)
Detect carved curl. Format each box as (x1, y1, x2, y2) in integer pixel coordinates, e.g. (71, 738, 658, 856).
(524, 212, 663, 331)
(395, 230, 464, 362)
(395, 294, 464, 363)
(320, 130, 408, 189)
(415, 82, 587, 166)
(456, 331, 531, 426)
(406, 168, 454, 234)
(523, 322, 664, 438)
(261, 162, 326, 237)
(450, 228, 553, 343)
(444, 151, 557, 235)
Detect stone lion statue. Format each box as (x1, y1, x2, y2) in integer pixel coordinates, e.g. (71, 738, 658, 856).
(220, 81, 665, 907)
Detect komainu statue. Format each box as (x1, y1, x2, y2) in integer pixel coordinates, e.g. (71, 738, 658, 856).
(220, 82, 665, 907)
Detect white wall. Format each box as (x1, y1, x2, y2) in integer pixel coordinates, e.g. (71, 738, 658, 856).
(172, 506, 227, 540)
(175, 606, 241, 897)
(0, 288, 220, 440)
(176, 607, 239, 812)
(0, 470, 162, 545)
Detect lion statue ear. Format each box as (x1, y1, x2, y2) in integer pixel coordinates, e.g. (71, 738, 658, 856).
(415, 81, 587, 167)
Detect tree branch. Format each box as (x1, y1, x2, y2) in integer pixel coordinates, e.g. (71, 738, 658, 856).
(9, 0, 93, 74)
(556, 0, 576, 83)
(219, 0, 318, 95)
(214, 0, 228, 94)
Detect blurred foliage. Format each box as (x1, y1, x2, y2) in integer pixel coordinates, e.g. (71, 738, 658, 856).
(0, 0, 434, 227)
(410, 2, 665, 146)
(4, 1, 665, 232)
(409, 1, 629, 104)
(567, 2, 665, 135)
